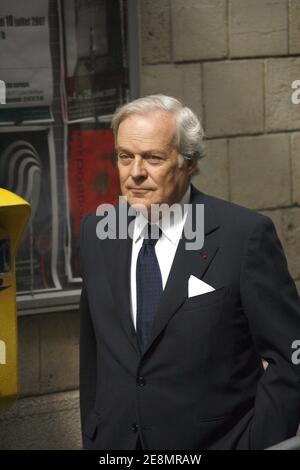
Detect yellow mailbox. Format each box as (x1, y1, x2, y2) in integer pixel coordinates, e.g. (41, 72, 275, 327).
(0, 188, 31, 411)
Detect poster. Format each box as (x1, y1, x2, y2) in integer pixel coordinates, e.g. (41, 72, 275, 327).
(59, 0, 128, 122)
(66, 125, 120, 280)
(0, 128, 61, 293)
(0, 0, 53, 124)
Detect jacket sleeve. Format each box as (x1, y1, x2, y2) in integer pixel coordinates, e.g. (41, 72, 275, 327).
(239, 215, 300, 449)
(79, 215, 97, 434)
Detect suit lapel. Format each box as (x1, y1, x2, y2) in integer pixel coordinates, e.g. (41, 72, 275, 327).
(105, 208, 140, 355)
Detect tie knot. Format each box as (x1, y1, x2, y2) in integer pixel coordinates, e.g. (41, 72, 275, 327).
(143, 224, 162, 246)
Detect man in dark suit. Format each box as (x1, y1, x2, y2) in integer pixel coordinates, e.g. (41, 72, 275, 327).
(79, 94, 300, 450)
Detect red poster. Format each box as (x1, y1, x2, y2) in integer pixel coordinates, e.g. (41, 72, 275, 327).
(67, 128, 120, 280)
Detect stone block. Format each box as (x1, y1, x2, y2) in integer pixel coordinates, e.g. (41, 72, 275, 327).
(203, 60, 264, 137)
(18, 316, 40, 397)
(290, 0, 300, 54)
(229, 0, 288, 57)
(40, 311, 79, 393)
(229, 134, 291, 209)
(141, 0, 171, 64)
(171, 0, 227, 61)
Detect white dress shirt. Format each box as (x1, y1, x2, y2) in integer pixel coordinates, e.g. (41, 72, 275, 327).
(130, 185, 191, 330)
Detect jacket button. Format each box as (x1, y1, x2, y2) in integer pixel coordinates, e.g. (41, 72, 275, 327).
(132, 424, 139, 433)
(137, 376, 146, 386)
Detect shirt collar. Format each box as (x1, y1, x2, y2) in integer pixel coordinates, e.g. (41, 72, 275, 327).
(133, 185, 191, 245)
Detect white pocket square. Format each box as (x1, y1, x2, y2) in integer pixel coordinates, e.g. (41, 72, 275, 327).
(188, 275, 215, 298)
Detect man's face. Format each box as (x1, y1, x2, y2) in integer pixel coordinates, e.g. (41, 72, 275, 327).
(116, 110, 196, 214)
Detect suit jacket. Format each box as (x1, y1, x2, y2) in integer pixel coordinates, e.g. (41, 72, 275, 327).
(79, 185, 300, 450)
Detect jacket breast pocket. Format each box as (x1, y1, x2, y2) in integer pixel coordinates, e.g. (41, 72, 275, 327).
(169, 285, 232, 361)
(181, 286, 229, 313)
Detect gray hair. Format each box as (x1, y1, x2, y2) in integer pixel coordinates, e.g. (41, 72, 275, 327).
(111, 94, 205, 172)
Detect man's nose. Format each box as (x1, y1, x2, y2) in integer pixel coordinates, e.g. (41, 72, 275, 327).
(130, 157, 147, 178)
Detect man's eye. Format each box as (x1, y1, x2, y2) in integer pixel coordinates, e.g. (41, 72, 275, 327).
(146, 155, 164, 163)
(118, 154, 132, 161)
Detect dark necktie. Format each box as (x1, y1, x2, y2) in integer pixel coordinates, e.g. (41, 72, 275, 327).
(136, 223, 163, 354)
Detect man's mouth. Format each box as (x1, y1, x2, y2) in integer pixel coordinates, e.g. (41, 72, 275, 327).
(128, 187, 150, 194)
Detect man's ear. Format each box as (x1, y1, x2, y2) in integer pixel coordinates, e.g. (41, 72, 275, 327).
(186, 158, 197, 176)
